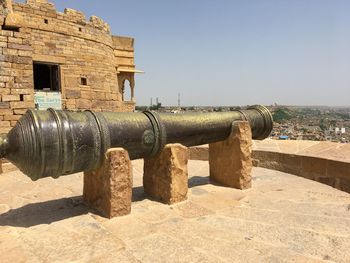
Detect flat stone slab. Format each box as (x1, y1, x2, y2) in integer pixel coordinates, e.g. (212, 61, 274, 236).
(253, 139, 350, 162)
(1, 160, 350, 262)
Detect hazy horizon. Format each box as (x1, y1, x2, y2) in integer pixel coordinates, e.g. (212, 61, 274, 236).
(34, 0, 350, 107)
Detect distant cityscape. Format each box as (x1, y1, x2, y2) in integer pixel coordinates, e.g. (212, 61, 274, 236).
(136, 103, 350, 143)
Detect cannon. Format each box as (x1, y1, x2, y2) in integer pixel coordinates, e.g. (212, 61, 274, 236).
(0, 105, 273, 180)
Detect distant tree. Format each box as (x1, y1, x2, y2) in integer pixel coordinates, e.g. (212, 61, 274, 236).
(230, 106, 241, 111)
(330, 120, 336, 127)
(319, 118, 326, 131)
(150, 102, 162, 110)
(272, 108, 293, 123)
(135, 106, 148, 111)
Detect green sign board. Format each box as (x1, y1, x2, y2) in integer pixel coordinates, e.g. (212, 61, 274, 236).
(34, 91, 62, 110)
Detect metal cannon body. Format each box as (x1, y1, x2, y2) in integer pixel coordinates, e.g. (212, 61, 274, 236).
(0, 105, 273, 180)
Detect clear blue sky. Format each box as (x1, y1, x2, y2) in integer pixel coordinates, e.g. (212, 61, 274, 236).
(36, 1, 350, 106)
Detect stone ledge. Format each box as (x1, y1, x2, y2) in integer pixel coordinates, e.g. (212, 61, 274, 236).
(188, 140, 350, 193)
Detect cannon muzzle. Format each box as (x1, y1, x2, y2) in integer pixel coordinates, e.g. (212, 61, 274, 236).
(0, 105, 273, 180)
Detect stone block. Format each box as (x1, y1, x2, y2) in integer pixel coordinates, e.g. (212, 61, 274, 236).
(4, 114, 21, 121)
(0, 120, 10, 127)
(279, 153, 302, 176)
(209, 121, 252, 189)
(1, 95, 20, 102)
(143, 143, 188, 204)
(76, 99, 92, 109)
(0, 102, 10, 109)
(65, 89, 81, 99)
(9, 101, 33, 109)
(83, 148, 133, 218)
(301, 156, 327, 179)
(0, 126, 11, 133)
(81, 90, 92, 99)
(0, 109, 12, 115)
(13, 109, 27, 115)
(328, 160, 350, 180)
(188, 145, 208, 161)
(4, 13, 23, 29)
(64, 8, 86, 21)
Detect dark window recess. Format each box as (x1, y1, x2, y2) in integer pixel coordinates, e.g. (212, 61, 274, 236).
(44, 19, 48, 24)
(80, 77, 87, 85)
(1, 25, 20, 32)
(20, 94, 24, 101)
(79, 27, 82, 32)
(33, 63, 60, 91)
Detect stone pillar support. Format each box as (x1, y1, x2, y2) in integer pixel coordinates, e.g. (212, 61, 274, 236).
(209, 121, 252, 189)
(83, 148, 133, 218)
(143, 143, 188, 204)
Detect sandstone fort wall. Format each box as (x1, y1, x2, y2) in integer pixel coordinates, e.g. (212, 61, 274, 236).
(0, 0, 139, 133)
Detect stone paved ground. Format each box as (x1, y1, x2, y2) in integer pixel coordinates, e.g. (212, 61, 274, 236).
(1, 160, 350, 262)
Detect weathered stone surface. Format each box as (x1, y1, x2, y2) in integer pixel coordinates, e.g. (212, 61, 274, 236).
(83, 148, 133, 218)
(209, 121, 252, 189)
(4, 13, 23, 29)
(144, 143, 188, 204)
(1, 159, 350, 262)
(0, 0, 138, 125)
(252, 140, 350, 193)
(188, 144, 208, 160)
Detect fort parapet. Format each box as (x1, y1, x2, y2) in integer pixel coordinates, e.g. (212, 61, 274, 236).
(188, 140, 350, 193)
(0, 0, 142, 133)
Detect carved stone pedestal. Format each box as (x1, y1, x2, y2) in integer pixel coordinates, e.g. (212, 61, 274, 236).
(83, 148, 133, 218)
(143, 143, 188, 204)
(209, 121, 252, 189)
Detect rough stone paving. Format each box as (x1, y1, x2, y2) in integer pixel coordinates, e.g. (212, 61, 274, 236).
(0, 0, 138, 134)
(0, 160, 350, 262)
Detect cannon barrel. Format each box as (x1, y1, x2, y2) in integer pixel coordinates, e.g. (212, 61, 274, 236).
(0, 105, 273, 180)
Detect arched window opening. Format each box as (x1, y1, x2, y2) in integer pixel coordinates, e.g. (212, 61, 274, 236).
(123, 79, 132, 101)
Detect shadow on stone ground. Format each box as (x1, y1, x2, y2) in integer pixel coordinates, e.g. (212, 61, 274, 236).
(188, 175, 210, 187)
(0, 175, 211, 228)
(0, 196, 89, 228)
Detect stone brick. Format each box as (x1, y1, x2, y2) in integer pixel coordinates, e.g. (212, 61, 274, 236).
(0, 0, 138, 116)
(0, 109, 13, 115)
(10, 101, 33, 109)
(1, 95, 20, 102)
(81, 90, 92, 99)
(94, 92, 106, 100)
(10, 88, 32, 95)
(4, 13, 24, 28)
(83, 148, 133, 218)
(0, 126, 11, 133)
(76, 99, 92, 109)
(0, 102, 10, 109)
(0, 121, 10, 127)
(4, 114, 21, 121)
(65, 89, 81, 99)
(0, 88, 10, 95)
(10, 120, 17, 126)
(144, 144, 188, 204)
(209, 121, 252, 189)
(7, 43, 32, 51)
(13, 109, 27, 114)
